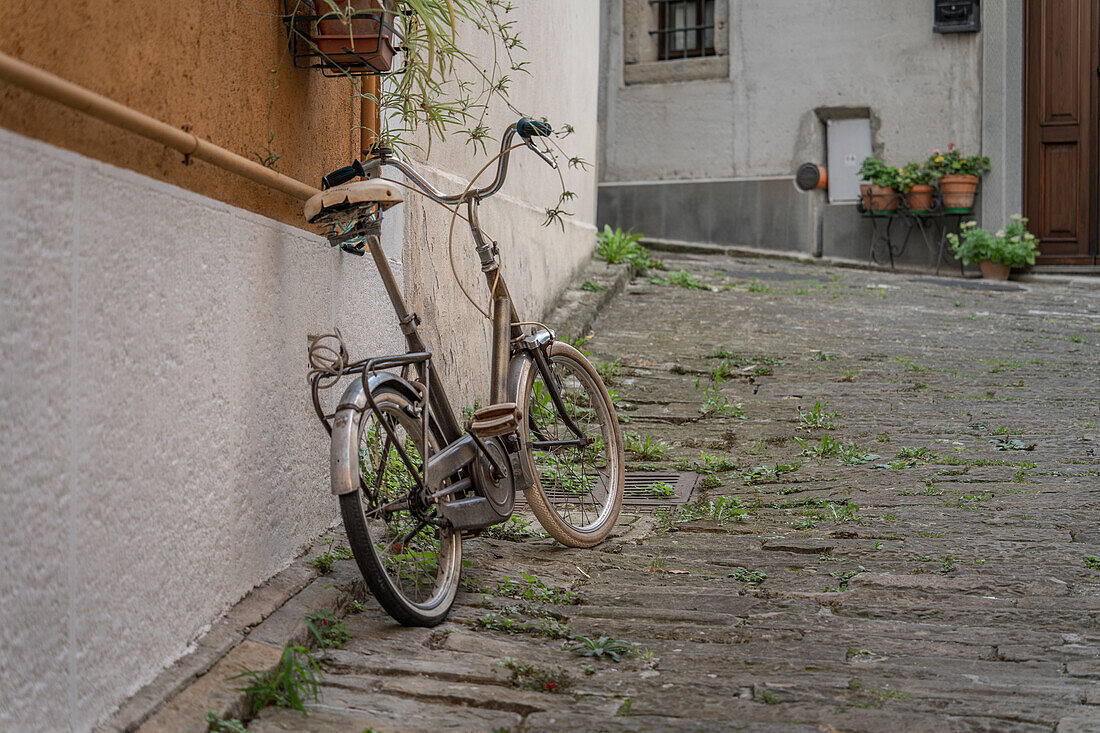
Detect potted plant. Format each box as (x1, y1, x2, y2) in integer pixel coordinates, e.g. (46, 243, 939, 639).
(925, 143, 990, 212)
(858, 157, 901, 214)
(946, 215, 1040, 280)
(309, 0, 397, 72)
(896, 162, 936, 212)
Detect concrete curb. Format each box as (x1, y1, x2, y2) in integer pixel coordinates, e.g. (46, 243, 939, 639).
(543, 258, 634, 340)
(642, 236, 1100, 288)
(97, 541, 364, 733)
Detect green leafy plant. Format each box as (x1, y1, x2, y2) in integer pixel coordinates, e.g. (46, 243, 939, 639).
(494, 572, 578, 605)
(206, 712, 247, 733)
(233, 645, 323, 715)
(798, 400, 839, 430)
(858, 156, 901, 188)
(595, 225, 662, 269)
(676, 450, 737, 474)
(305, 610, 351, 649)
(651, 269, 707, 290)
(1085, 557, 1100, 570)
(308, 545, 354, 574)
(731, 567, 767, 585)
(895, 162, 934, 192)
(741, 462, 801, 485)
(625, 432, 670, 460)
(947, 216, 1040, 268)
(483, 514, 544, 541)
(564, 636, 638, 661)
(924, 143, 991, 178)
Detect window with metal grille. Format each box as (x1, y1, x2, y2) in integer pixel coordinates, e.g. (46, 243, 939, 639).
(651, 0, 716, 60)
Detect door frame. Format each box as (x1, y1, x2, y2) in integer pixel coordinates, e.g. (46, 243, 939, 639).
(1022, 0, 1099, 266)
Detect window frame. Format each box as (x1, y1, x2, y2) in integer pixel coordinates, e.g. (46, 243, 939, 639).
(654, 0, 716, 61)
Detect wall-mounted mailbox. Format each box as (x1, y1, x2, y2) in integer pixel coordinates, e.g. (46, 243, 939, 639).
(934, 0, 980, 34)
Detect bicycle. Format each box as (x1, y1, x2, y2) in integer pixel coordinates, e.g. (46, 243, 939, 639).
(304, 118, 625, 627)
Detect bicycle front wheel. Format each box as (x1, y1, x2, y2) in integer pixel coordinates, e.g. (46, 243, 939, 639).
(518, 341, 624, 547)
(338, 385, 461, 626)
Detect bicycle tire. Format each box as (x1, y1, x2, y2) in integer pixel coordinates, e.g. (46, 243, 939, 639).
(337, 385, 461, 626)
(517, 341, 624, 547)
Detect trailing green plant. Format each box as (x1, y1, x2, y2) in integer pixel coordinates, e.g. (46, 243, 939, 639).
(895, 162, 934, 193)
(858, 157, 901, 188)
(947, 216, 1040, 268)
(595, 225, 662, 269)
(232, 645, 323, 715)
(924, 143, 991, 178)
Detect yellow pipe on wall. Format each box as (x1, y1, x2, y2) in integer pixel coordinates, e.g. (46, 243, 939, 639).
(0, 51, 320, 201)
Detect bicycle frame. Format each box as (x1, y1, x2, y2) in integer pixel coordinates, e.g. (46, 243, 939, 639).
(320, 129, 589, 531)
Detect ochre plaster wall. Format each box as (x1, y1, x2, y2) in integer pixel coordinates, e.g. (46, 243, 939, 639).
(0, 0, 357, 226)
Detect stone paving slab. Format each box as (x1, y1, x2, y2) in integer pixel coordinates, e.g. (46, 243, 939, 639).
(200, 254, 1097, 730)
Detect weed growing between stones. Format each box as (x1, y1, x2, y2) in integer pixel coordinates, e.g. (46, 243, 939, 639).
(494, 572, 579, 605)
(730, 567, 767, 585)
(794, 435, 878, 465)
(741, 462, 802, 485)
(624, 431, 670, 460)
(232, 644, 323, 715)
(564, 635, 638, 661)
(206, 712, 247, 733)
(469, 605, 572, 639)
(696, 378, 747, 418)
(595, 358, 624, 384)
(308, 542, 355, 574)
(500, 658, 571, 693)
(656, 497, 747, 531)
(482, 514, 545, 541)
(305, 610, 351, 650)
(798, 401, 839, 431)
(650, 270, 708, 290)
(1085, 557, 1100, 570)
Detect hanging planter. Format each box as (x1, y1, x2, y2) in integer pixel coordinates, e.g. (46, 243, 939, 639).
(286, 0, 400, 75)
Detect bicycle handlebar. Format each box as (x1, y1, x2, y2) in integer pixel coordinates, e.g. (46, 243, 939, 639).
(320, 117, 555, 204)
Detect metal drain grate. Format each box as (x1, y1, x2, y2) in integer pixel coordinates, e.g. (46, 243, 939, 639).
(517, 471, 697, 512)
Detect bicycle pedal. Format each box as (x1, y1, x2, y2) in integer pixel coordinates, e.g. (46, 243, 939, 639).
(468, 402, 521, 438)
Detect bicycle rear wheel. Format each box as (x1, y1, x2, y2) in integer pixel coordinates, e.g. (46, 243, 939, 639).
(338, 385, 461, 626)
(517, 342, 624, 547)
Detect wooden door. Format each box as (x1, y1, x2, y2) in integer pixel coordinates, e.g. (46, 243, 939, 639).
(1024, 0, 1099, 265)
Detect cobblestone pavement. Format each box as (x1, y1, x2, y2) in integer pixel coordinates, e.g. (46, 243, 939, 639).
(249, 254, 1100, 732)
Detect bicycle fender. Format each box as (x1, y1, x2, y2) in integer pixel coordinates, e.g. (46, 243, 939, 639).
(505, 353, 537, 493)
(330, 372, 421, 496)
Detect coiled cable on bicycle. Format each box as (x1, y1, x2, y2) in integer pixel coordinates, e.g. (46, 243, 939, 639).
(307, 328, 350, 389)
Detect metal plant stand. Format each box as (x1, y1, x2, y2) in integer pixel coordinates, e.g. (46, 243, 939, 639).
(858, 190, 977, 275)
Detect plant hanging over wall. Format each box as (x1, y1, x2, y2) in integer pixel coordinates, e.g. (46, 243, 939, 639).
(265, 0, 588, 227)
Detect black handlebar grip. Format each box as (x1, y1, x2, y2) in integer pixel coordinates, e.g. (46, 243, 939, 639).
(517, 117, 553, 139)
(321, 159, 367, 189)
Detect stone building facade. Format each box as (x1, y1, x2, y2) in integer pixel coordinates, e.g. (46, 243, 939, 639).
(599, 0, 1097, 270)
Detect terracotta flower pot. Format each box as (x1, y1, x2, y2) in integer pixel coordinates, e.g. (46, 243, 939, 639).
(904, 184, 935, 212)
(860, 184, 899, 213)
(939, 174, 979, 212)
(979, 260, 1011, 280)
(311, 0, 396, 71)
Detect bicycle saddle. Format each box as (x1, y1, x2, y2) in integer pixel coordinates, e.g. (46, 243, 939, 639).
(304, 180, 403, 225)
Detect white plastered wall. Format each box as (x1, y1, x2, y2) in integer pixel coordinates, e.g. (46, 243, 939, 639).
(0, 1, 599, 725)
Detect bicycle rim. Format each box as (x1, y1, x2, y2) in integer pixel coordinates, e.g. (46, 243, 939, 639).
(522, 344, 624, 542)
(341, 387, 461, 625)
